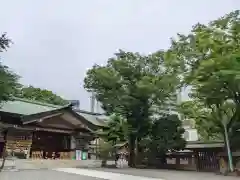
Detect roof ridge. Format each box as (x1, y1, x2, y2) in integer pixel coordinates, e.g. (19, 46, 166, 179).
(13, 97, 68, 108)
(75, 109, 104, 116)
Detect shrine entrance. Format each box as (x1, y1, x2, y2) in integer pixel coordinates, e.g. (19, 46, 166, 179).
(31, 131, 71, 159)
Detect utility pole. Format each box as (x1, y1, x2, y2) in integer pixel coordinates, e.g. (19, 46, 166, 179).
(222, 99, 234, 172)
(223, 122, 234, 172)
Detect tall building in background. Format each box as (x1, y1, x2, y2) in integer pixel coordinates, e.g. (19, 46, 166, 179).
(90, 93, 102, 113)
(69, 100, 80, 109)
(178, 87, 199, 142)
(90, 93, 95, 113)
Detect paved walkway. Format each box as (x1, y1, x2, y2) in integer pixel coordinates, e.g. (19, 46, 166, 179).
(90, 168, 239, 180)
(0, 168, 239, 180)
(1, 159, 239, 179)
(0, 170, 103, 180)
(55, 168, 161, 180)
(0, 159, 102, 170)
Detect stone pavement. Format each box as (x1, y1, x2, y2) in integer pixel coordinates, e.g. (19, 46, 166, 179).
(0, 169, 104, 180)
(1, 159, 239, 179)
(0, 167, 239, 180)
(91, 168, 239, 180)
(55, 168, 161, 180)
(0, 159, 102, 170)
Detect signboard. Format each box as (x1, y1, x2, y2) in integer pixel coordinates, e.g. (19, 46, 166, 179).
(76, 150, 82, 160)
(81, 152, 87, 160)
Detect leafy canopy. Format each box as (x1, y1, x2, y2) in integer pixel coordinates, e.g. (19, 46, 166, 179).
(84, 50, 179, 131)
(143, 114, 186, 156)
(0, 33, 20, 102)
(14, 85, 68, 105)
(170, 10, 240, 105)
(172, 10, 240, 147)
(96, 114, 129, 144)
(179, 100, 223, 141)
(85, 50, 183, 166)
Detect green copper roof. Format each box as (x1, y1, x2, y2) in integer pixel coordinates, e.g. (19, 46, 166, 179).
(0, 98, 107, 128)
(76, 111, 107, 127)
(0, 98, 67, 116)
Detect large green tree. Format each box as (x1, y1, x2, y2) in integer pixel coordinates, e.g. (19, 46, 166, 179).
(0, 33, 19, 102)
(171, 11, 240, 148)
(84, 50, 180, 166)
(14, 85, 68, 106)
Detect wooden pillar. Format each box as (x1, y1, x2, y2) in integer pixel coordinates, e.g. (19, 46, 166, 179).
(176, 157, 180, 168)
(194, 150, 200, 171)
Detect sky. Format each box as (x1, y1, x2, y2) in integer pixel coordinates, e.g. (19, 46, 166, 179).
(0, 0, 239, 111)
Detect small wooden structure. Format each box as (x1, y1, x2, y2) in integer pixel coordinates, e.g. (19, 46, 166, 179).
(185, 141, 224, 172)
(115, 142, 128, 155)
(160, 141, 224, 172)
(114, 141, 225, 172)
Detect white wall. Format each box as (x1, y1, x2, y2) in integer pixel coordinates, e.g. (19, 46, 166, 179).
(183, 128, 199, 141)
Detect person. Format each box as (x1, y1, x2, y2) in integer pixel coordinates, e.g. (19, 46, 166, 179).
(116, 152, 125, 168)
(24, 148, 28, 159)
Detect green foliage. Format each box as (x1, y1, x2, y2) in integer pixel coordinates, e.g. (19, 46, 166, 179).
(85, 10, 240, 166)
(170, 10, 240, 148)
(210, 101, 240, 150)
(85, 52, 177, 127)
(143, 114, 186, 156)
(84, 50, 179, 131)
(14, 85, 68, 105)
(170, 10, 240, 104)
(96, 114, 128, 144)
(85, 50, 182, 166)
(179, 100, 222, 141)
(0, 33, 20, 103)
(98, 139, 114, 159)
(96, 114, 128, 162)
(0, 33, 11, 52)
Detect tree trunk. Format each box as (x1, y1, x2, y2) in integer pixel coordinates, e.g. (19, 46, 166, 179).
(128, 135, 136, 167)
(135, 137, 141, 166)
(113, 140, 117, 167)
(101, 159, 107, 167)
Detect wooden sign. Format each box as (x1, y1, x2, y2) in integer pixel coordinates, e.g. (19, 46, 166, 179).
(5, 130, 33, 155)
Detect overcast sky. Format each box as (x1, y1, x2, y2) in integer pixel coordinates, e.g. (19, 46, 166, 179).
(0, 0, 239, 111)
